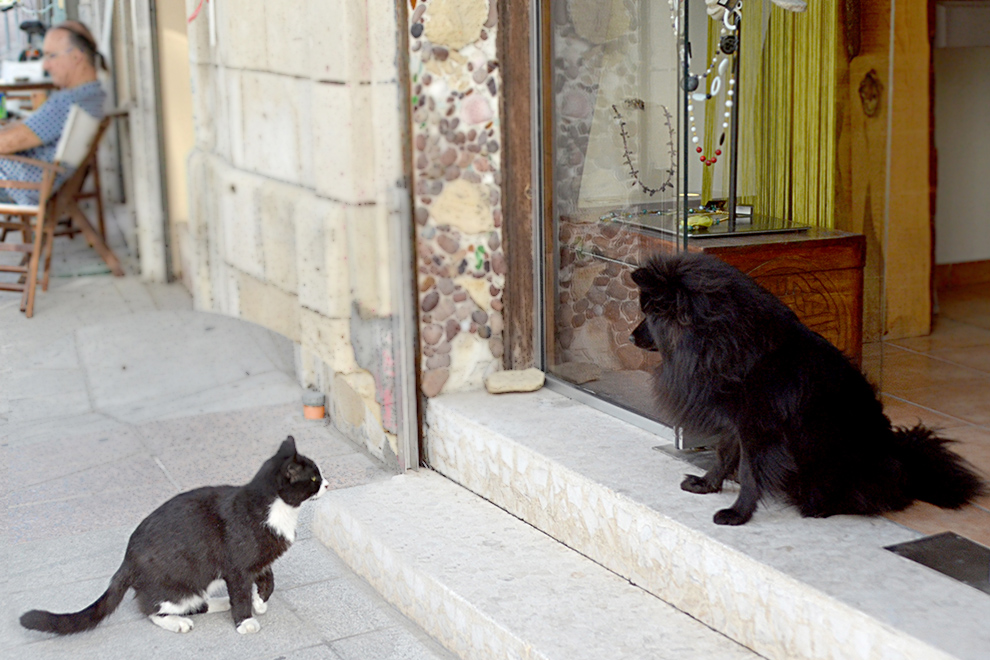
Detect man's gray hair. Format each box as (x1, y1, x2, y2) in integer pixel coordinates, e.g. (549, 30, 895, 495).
(53, 20, 107, 72)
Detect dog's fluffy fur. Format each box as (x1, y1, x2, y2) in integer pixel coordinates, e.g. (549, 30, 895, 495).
(631, 252, 986, 526)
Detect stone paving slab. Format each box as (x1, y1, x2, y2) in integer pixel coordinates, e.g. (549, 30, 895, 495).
(2, 270, 454, 660)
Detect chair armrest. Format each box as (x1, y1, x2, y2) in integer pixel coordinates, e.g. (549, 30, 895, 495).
(0, 154, 66, 173)
(0, 178, 44, 190)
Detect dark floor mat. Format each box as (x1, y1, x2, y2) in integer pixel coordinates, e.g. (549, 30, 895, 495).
(885, 532, 990, 595)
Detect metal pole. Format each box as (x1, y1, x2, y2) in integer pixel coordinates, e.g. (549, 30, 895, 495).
(728, 10, 741, 231)
(681, 0, 690, 248)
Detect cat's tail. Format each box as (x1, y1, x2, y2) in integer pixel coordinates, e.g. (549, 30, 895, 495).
(894, 424, 987, 508)
(20, 563, 132, 635)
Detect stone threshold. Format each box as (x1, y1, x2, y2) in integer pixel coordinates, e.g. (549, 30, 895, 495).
(422, 389, 990, 660)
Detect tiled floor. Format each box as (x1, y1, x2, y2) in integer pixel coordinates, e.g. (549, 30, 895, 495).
(872, 282, 990, 547)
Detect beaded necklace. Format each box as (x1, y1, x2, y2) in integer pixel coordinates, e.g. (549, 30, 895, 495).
(679, 1, 742, 169)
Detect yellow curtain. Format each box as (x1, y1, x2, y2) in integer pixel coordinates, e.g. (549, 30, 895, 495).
(703, 1, 839, 229)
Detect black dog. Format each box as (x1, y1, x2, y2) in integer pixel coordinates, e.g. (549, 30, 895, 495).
(631, 252, 985, 526)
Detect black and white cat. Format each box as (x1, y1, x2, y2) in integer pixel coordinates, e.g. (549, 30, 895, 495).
(20, 436, 329, 635)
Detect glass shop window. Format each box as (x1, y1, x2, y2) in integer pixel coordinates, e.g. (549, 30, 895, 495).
(539, 0, 827, 440)
(541, 0, 685, 433)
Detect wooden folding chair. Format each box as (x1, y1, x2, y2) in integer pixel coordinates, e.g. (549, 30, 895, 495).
(39, 111, 124, 289)
(0, 105, 123, 317)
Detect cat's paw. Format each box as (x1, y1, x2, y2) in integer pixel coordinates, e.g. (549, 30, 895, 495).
(151, 614, 194, 633)
(206, 596, 230, 613)
(236, 617, 261, 635)
(252, 592, 268, 615)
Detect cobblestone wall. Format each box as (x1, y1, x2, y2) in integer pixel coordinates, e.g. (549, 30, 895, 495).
(408, 0, 506, 397)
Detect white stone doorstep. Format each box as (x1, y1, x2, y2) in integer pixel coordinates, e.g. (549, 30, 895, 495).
(425, 389, 989, 660)
(314, 471, 760, 660)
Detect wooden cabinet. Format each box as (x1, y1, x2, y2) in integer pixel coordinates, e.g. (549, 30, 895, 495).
(686, 229, 866, 365)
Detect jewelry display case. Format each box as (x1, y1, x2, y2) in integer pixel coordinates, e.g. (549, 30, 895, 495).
(541, 0, 865, 445)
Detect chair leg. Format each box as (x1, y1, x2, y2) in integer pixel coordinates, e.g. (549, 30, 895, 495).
(22, 211, 46, 318)
(69, 205, 123, 276)
(91, 155, 106, 240)
(42, 212, 57, 291)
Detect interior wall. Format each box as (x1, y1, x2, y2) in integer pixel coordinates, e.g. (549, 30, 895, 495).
(844, 0, 932, 340)
(882, 1, 932, 338)
(842, 0, 890, 342)
(933, 46, 990, 265)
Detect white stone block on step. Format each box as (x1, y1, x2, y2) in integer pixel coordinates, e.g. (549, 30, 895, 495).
(484, 368, 545, 393)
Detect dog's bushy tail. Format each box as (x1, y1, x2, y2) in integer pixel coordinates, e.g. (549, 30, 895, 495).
(20, 564, 131, 635)
(895, 425, 986, 508)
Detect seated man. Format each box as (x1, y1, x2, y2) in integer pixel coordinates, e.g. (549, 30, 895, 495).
(0, 20, 107, 205)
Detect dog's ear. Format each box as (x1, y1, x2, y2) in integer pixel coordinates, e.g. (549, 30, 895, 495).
(675, 289, 695, 327)
(630, 266, 653, 288)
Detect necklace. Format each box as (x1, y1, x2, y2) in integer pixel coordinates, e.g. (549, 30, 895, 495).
(681, 1, 742, 168)
(611, 103, 676, 196)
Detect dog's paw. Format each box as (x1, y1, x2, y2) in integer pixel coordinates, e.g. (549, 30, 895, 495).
(681, 474, 718, 494)
(713, 508, 751, 526)
(236, 617, 261, 634)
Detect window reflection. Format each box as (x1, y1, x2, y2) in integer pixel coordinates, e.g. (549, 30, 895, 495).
(547, 0, 681, 420)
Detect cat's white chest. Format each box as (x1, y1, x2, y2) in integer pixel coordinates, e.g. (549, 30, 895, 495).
(266, 498, 300, 543)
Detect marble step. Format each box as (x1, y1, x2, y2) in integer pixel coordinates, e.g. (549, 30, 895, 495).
(424, 389, 990, 660)
(313, 470, 760, 660)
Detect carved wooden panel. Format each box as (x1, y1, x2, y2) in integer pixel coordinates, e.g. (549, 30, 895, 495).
(700, 233, 866, 365)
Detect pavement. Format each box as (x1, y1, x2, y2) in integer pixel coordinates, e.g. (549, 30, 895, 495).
(1, 218, 455, 659)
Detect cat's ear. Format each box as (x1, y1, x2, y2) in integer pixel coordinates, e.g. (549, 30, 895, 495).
(277, 436, 297, 457)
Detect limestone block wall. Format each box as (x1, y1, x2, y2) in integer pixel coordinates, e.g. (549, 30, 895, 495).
(182, 0, 407, 466)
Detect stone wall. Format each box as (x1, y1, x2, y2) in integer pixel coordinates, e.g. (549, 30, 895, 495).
(183, 0, 407, 466)
(408, 0, 507, 397)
